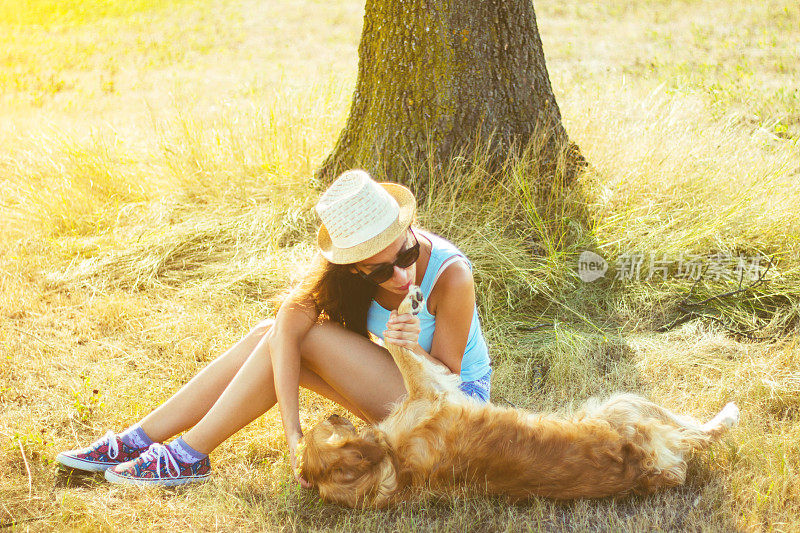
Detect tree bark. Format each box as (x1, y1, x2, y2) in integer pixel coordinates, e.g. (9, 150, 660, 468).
(318, 0, 584, 192)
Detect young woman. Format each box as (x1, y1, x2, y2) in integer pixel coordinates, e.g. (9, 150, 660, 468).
(56, 170, 492, 486)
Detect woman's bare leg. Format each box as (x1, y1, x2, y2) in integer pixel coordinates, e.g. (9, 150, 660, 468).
(181, 321, 406, 453)
(138, 319, 276, 442)
(298, 321, 407, 422)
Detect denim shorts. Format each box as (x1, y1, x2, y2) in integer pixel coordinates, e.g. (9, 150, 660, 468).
(458, 368, 492, 403)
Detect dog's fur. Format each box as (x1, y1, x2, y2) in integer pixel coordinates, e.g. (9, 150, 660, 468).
(299, 286, 739, 508)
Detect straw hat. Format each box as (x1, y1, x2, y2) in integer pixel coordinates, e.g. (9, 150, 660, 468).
(315, 170, 416, 264)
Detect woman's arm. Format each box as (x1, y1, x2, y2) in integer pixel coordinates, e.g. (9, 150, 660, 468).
(384, 260, 476, 375)
(267, 288, 317, 485)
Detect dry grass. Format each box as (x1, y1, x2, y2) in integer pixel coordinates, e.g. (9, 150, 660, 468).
(1, 0, 799, 531)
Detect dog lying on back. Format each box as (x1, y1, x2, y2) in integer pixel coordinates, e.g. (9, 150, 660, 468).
(299, 286, 739, 508)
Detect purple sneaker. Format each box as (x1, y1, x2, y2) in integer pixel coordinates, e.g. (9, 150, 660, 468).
(56, 431, 148, 472)
(104, 443, 211, 487)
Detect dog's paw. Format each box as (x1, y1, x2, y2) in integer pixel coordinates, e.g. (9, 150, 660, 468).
(718, 402, 740, 428)
(399, 285, 424, 316)
(702, 402, 740, 433)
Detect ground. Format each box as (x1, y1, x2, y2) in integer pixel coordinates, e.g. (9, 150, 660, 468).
(1, 0, 799, 531)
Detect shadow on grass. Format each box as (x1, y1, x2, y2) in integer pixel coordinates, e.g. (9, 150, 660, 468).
(54, 467, 105, 488)
(234, 478, 737, 532)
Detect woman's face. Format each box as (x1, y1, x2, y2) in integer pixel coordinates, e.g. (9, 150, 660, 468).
(355, 230, 417, 294)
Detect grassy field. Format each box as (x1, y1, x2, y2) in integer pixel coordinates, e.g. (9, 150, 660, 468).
(2, 0, 799, 530)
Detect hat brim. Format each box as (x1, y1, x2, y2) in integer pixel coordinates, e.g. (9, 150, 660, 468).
(317, 183, 416, 265)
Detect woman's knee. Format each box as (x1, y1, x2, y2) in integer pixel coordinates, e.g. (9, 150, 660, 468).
(247, 318, 275, 340)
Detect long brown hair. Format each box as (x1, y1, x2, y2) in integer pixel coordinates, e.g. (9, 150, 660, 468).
(293, 252, 377, 338)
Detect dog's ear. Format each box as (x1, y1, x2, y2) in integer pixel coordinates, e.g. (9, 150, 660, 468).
(324, 437, 386, 489)
(335, 437, 385, 472)
(348, 438, 385, 465)
(318, 437, 391, 508)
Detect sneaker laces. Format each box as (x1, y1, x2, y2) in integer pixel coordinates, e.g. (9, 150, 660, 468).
(97, 430, 120, 459)
(138, 443, 181, 479)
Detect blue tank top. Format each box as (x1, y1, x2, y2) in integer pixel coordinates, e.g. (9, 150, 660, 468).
(366, 230, 491, 381)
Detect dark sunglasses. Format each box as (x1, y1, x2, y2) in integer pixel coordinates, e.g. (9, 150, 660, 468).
(356, 229, 420, 285)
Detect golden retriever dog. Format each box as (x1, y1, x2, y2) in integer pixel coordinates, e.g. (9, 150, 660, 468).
(299, 286, 739, 508)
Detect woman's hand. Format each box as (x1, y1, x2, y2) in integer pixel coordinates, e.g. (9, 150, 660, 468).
(383, 309, 421, 350)
(287, 431, 312, 489)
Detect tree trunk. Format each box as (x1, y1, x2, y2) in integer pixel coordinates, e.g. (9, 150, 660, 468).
(317, 0, 584, 192)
